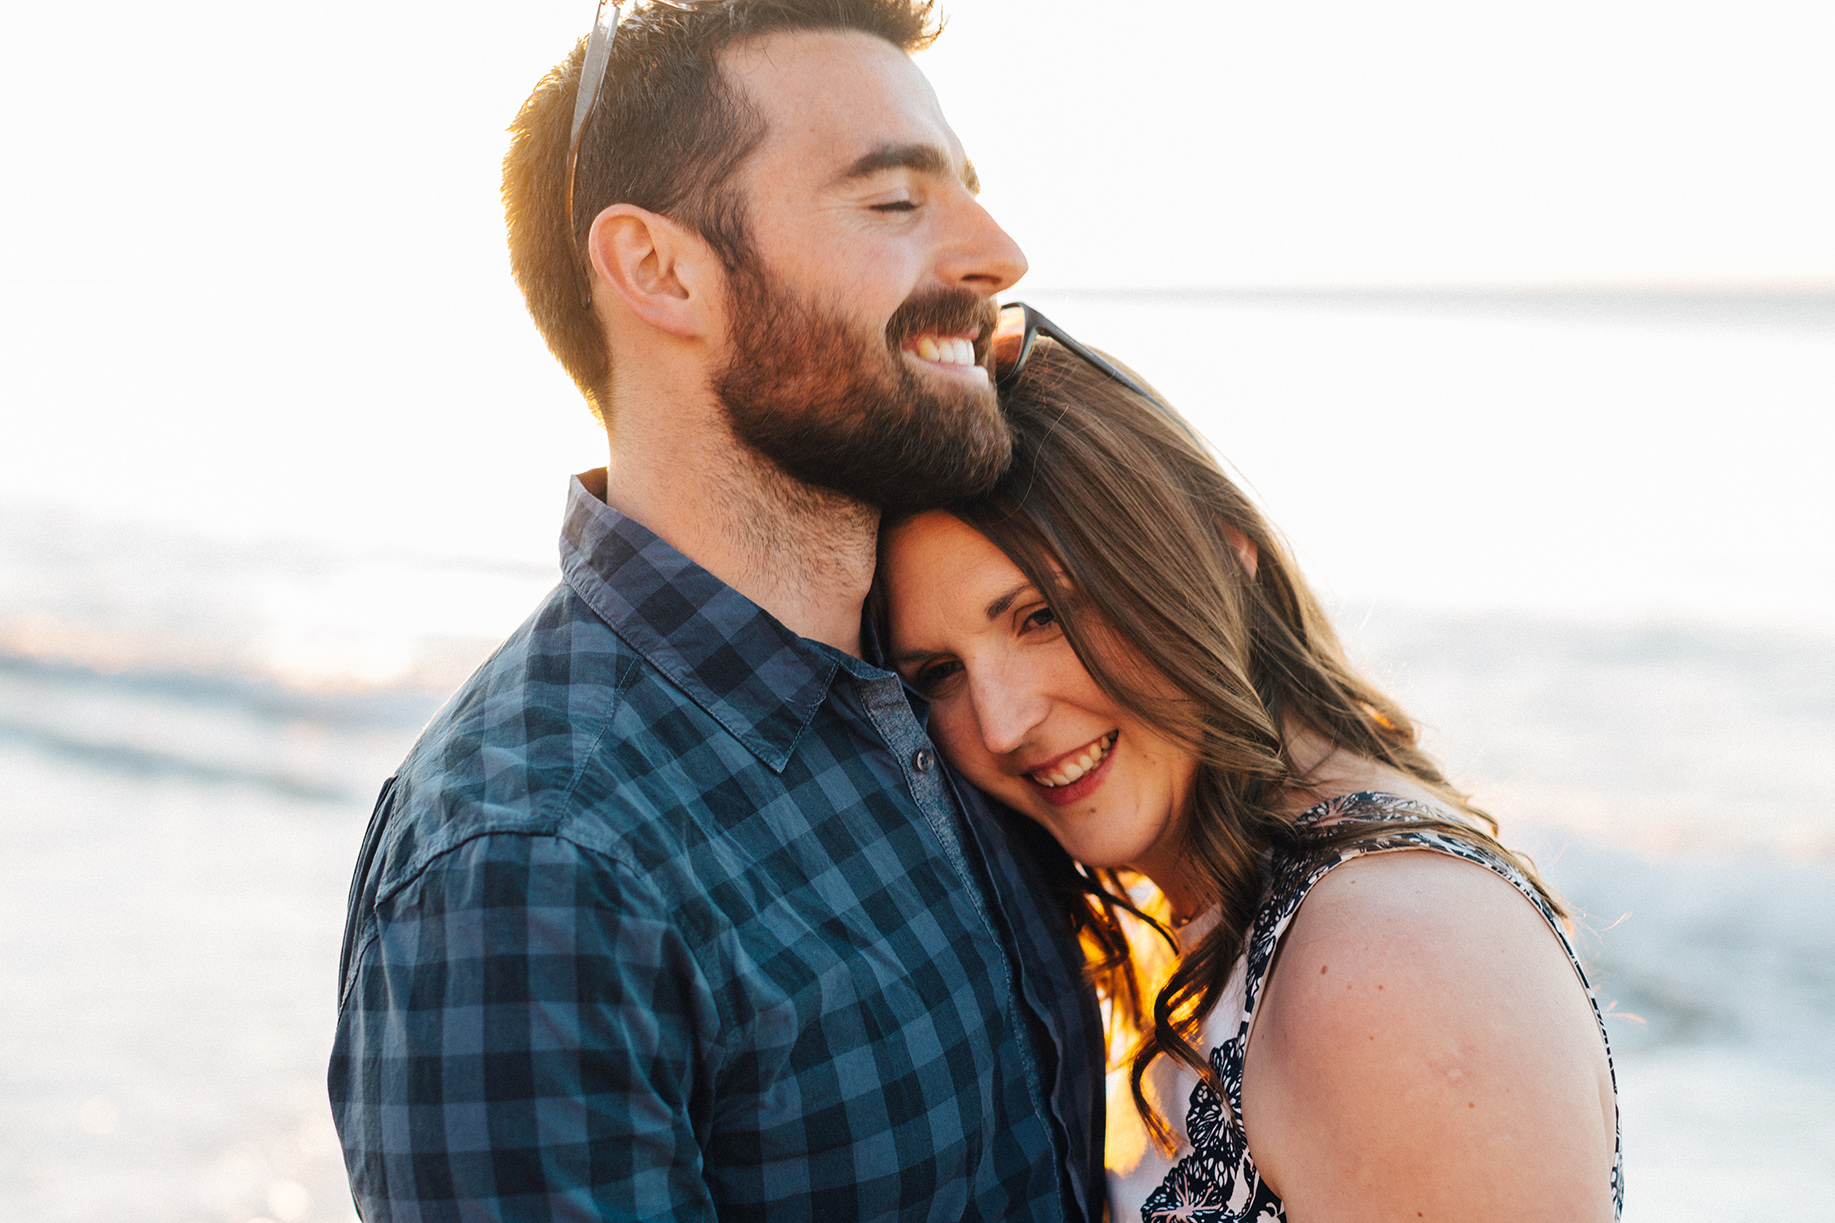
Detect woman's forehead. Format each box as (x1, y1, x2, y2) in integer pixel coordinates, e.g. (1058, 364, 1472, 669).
(886, 513, 1009, 582)
(882, 514, 1034, 625)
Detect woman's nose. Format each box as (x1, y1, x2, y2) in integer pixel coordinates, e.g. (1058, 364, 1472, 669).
(970, 668, 1049, 758)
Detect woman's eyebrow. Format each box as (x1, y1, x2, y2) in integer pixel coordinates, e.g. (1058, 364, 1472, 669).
(890, 650, 932, 668)
(985, 583, 1035, 620)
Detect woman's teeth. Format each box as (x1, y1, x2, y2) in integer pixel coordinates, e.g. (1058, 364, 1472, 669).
(912, 335, 977, 366)
(1030, 731, 1118, 788)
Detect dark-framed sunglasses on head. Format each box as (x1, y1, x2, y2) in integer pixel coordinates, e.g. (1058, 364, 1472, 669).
(994, 302, 1194, 436)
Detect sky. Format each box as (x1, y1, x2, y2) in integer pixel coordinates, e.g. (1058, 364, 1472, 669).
(2, 0, 1831, 631)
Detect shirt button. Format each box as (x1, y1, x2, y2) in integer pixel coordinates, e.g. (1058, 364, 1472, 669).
(912, 748, 936, 773)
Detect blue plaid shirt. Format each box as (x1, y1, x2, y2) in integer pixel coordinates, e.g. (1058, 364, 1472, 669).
(330, 474, 1104, 1222)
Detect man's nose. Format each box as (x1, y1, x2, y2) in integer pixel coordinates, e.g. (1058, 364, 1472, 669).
(937, 193, 1027, 297)
(970, 666, 1048, 758)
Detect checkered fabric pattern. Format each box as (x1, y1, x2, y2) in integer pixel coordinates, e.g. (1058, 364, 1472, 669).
(329, 475, 1105, 1223)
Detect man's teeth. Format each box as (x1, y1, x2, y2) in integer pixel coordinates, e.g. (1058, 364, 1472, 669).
(913, 335, 977, 366)
(1030, 732, 1118, 788)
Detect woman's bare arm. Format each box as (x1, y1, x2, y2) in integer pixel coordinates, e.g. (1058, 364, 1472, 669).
(1242, 851, 1616, 1223)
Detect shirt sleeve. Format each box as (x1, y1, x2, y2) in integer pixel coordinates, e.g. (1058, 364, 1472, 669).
(330, 831, 721, 1222)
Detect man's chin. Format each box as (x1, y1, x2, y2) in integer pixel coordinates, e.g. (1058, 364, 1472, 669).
(766, 398, 1010, 512)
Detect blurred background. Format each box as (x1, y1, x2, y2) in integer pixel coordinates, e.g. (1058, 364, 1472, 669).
(2, 1, 1831, 1220)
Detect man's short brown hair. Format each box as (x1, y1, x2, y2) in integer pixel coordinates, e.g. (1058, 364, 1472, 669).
(503, 0, 942, 422)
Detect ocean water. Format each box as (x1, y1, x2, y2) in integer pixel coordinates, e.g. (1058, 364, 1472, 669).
(4, 512, 1832, 1223)
(3, 298, 1832, 1222)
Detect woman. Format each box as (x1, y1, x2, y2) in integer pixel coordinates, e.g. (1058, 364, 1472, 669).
(875, 314, 1621, 1222)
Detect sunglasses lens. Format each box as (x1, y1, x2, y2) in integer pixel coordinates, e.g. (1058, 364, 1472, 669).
(992, 304, 1029, 378)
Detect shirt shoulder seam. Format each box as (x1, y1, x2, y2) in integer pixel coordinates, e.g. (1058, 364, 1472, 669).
(376, 822, 651, 911)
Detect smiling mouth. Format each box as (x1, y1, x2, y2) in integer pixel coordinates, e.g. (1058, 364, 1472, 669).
(900, 330, 987, 376)
(1028, 731, 1119, 789)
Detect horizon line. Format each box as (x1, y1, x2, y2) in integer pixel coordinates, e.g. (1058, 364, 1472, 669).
(1023, 279, 1835, 298)
(1015, 282, 1835, 327)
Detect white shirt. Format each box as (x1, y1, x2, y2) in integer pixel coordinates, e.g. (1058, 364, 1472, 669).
(1105, 907, 1247, 1222)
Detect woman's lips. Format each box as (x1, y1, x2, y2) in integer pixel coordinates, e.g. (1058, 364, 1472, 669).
(1027, 740, 1118, 807)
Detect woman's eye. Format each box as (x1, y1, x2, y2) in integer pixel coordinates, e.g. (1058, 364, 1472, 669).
(872, 200, 918, 212)
(1021, 606, 1059, 634)
(910, 659, 962, 695)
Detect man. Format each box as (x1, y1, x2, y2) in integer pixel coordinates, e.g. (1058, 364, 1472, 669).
(328, 2, 1104, 1220)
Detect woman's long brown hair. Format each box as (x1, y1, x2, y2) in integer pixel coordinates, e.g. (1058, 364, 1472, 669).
(893, 340, 1566, 1150)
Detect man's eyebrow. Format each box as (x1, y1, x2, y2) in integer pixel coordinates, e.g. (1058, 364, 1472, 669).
(838, 142, 979, 192)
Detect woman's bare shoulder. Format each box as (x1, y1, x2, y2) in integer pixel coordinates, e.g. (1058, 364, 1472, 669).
(1256, 849, 1589, 1078)
(1289, 844, 1552, 951)
(1241, 849, 1616, 1221)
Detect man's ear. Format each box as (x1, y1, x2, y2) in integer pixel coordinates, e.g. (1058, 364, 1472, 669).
(586, 204, 717, 339)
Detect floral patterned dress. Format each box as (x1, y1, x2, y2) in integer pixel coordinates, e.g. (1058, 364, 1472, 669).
(1130, 792, 1623, 1222)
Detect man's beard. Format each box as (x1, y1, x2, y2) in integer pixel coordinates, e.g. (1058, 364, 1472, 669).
(712, 261, 1012, 513)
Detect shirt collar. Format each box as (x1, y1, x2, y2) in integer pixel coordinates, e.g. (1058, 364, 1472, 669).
(560, 470, 843, 773)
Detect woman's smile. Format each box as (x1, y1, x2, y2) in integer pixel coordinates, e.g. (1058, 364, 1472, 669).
(1024, 729, 1119, 805)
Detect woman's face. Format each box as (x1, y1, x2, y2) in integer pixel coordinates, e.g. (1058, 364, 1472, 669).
(881, 511, 1198, 878)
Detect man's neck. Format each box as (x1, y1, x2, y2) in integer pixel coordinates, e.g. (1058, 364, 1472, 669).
(597, 409, 878, 658)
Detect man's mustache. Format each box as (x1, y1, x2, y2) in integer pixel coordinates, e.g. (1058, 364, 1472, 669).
(885, 289, 1001, 366)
